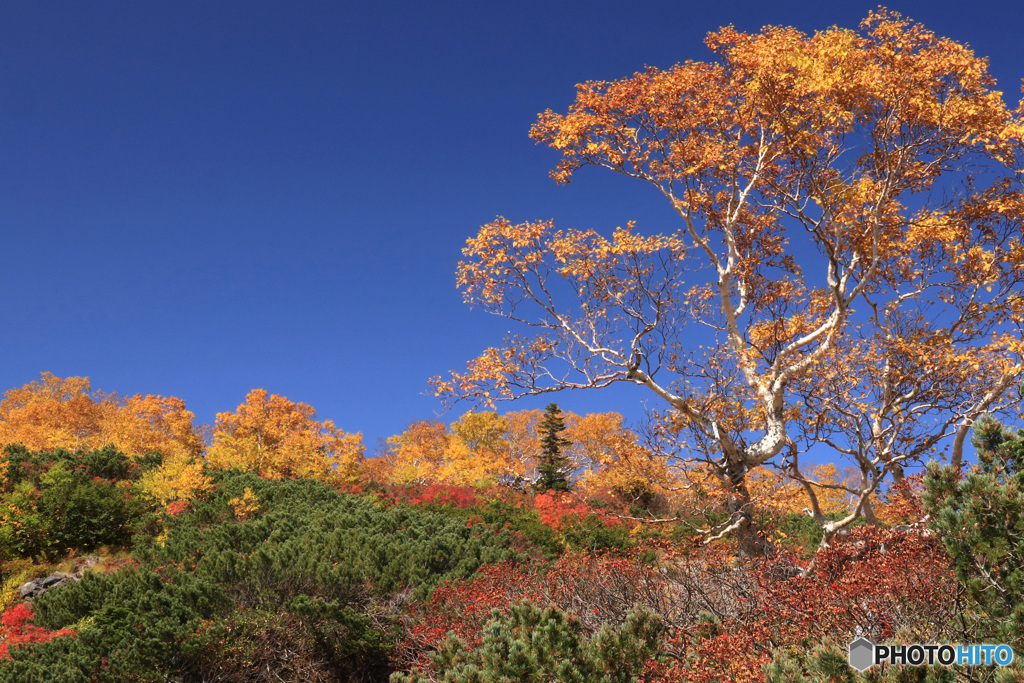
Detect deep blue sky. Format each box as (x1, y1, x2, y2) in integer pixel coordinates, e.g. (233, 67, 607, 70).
(2, 0, 1022, 450)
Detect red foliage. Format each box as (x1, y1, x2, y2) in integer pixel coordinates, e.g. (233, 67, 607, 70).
(165, 500, 190, 517)
(103, 556, 140, 572)
(395, 527, 955, 683)
(397, 551, 663, 672)
(532, 492, 622, 530)
(647, 528, 956, 683)
(879, 473, 927, 524)
(0, 603, 74, 659)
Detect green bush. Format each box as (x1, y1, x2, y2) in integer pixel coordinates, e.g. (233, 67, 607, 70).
(0, 446, 157, 561)
(765, 641, 957, 682)
(392, 601, 663, 683)
(2, 470, 537, 681)
(923, 415, 1024, 649)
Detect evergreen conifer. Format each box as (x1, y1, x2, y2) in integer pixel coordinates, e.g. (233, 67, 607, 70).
(535, 403, 572, 492)
(923, 415, 1024, 650)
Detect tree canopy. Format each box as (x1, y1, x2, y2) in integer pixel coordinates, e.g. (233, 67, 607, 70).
(434, 10, 1024, 553)
(0, 373, 203, 460)
(206, 388, 364, 483)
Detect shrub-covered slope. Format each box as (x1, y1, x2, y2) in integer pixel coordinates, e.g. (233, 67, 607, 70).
(0, 470, 533, 682)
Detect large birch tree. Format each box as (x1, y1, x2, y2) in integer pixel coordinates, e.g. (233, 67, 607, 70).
(434, 11, 1024, 555)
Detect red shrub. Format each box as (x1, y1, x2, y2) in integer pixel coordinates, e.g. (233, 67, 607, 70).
(647, 527, 956, 683)
(0, 603, 74, 659)
(397, 551, 665, 672)
(533, 492, 623, 530)
(395, 526, 956, 683)
(407, 484, 481, 508)
(165, 500, 190, 517)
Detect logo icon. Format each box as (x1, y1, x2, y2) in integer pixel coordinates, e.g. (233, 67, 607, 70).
(849, 638, 875, 672)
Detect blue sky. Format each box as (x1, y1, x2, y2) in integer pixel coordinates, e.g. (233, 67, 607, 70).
(1, 0, 1022, 450)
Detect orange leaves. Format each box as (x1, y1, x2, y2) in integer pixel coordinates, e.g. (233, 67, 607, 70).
(382, 420, 452, 486)
(442, 11, 1024, 555)
(532, 9, 1017, 220)
(457, 218, 684, 308)
(378, 410, 541, 488)
(432, 339, 552, 407)
(0, 373, 212, 505)
(566, 412, 678, 496)
(746, 463, 851, 517)
(105, 394, 205, 460)
(206, 389, 364, 484)
(435, 216, 690, 408)
(0, 373, 202, 460)
(531, 62, 738, 186)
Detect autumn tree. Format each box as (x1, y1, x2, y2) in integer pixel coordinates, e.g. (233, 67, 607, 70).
(0, 373, 211, 504)
(377, 411, 543, 488)
(434, 11, 1024, 555)
(206, 389, 364, 483)
(534, 404, 572, 492)
(450, 410, 538, 486)
(565, 411, 678, 505)
(381, 419, 454, 486)
(0, 373, 203, 459)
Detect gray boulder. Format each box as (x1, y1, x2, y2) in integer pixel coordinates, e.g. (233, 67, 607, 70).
(17, 556, 100, 602)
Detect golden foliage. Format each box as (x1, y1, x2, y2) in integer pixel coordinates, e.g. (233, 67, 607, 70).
(0, 373, 203, 459)
(434, 11, 1024, 551)
(746, 463, 851, 516)
(566, 412, 678, 497)
(138, 456, 213, 505)
(228, 487, 261, 522)
(381, 420, 451, 486)
(206, 389, 363, 484)
(378, 410, 542, 488)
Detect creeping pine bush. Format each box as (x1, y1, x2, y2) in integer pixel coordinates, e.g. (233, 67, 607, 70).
(764, 640, 958, 682)
(392, 601, 663, 683)
(924, 416, 1024, 650)
(0, 470, 535, 681)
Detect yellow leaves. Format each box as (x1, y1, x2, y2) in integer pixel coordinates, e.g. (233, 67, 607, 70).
(747, 463, 850, 516)
(382, 420, 450, 486)
(446, 9, 1024, 537)
(228, 488, 261, 522)
(139, 454, 213, 505)
(567, 411, 680, 496)
(376, 410, 541, 488)
(0, 373, 202, 460)
(206, 389, 364, 484)
(457, 218, 685, 313)
(904, 210, 966, 255)
(432, 335, 559, 408)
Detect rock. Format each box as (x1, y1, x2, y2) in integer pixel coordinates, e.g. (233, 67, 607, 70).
(40, 573, 74, 588)
(18, 570, 86, 602)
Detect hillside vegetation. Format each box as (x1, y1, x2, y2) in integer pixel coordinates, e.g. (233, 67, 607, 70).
(0, 376, 1019, 681)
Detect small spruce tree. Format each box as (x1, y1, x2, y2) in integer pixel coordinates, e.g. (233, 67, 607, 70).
(534, 403, 572, 492)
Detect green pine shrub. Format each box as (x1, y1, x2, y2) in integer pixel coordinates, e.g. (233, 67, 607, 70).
(1, 469, 536, 681)
(923, 415, 1024, 649)
(392, 600, 663, 683)
(765, 640, 957, 682)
